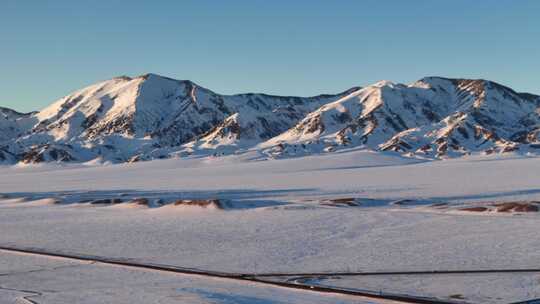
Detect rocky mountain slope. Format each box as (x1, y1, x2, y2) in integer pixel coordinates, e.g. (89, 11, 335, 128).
(0, 74, 538, 164)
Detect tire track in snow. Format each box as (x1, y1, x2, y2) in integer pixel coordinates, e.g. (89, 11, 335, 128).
(250, 268, 540, 277)
(0, 245, 461, 304)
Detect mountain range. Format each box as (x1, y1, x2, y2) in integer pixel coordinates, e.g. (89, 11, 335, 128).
(1, 73, 538, 164)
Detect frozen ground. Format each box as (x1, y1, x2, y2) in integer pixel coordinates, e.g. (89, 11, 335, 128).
(0, 150, 539, 303)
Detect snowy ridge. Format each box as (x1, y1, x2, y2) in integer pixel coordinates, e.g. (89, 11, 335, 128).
(261, 77, 540, 158)
(0, 74, 538, 164)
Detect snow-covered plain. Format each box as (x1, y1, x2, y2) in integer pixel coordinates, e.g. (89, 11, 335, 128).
(1, 150, 540, 303)
(2, 149, 538, 203)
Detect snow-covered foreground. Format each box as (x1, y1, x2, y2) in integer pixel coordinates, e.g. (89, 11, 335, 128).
(276, 273, 540, 304)
(1, 150, 540, 303)
(0, 251, 383, 304)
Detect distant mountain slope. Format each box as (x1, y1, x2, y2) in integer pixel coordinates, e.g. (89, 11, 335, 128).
(0, 74, 538, 164)
(259, 77, 540, 158)
(1, 74, 357, 163)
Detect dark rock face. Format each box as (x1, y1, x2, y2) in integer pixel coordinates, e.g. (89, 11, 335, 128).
(19, 144, 76, 163)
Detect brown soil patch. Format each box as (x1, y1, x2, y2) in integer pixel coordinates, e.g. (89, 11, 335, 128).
(90, 198, 124, 205)
(459, 207, 488, 212)
(320, 198, 360, 207)
(329, 198, 355, 203)
(458, 201, 539, 213)
(173, 199, 223, 209)
(130, 198, 150, 206)
(494, 202, 539, 213)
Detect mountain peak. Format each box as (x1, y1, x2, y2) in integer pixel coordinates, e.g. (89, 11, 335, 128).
(137, 73, 195, 85)
(372, 80, 395, 88)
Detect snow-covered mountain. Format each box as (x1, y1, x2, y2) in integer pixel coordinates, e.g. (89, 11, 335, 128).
(0, 74, 357, 164)
(260, 77, 540, 158)
(0, 74, 538, 164)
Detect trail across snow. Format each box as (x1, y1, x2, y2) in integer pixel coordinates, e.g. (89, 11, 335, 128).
(1, 250, 388, 304)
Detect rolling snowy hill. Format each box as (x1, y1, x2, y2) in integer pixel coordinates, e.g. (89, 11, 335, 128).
(0, 74, 538, 164)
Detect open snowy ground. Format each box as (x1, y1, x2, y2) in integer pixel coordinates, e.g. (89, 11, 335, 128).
(2, 149, 538, 202)
(0, 250, 383, 304)
(1, 150, 539, 303)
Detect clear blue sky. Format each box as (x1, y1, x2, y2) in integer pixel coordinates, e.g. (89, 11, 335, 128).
(1, 0, 539, 112)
